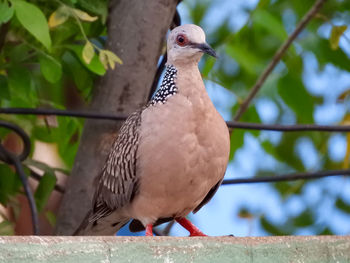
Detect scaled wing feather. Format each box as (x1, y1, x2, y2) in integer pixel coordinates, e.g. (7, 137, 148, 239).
(89, 109, 142, 223)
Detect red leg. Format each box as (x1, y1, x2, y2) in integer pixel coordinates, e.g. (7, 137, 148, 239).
(145, 224, 153, 236)
(176, 217, 207, 236)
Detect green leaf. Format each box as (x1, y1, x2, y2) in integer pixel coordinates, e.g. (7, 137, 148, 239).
(337, 89, 350, 102)
(45, 210, 56, 227)
(202, 57, 215, 78)
(226, 43, 264, 75)
(24, 159, 69, 176)
(62, 51, 94, 92)
(301, 37, 350, 72)
(99, 49, 108, 69)
(229, 129, 244, 160)
(201, 57, 215, 77)
(7, 66, 32, 97)
(187, 1, 211, 25)
(99, 49, 122, 70)
(34, 172, 57, 212)
(31, 125, 54, 143)
(48, 6, 69, 28)
(82, 41, 94, 64)
(72, 8, 97, 22)
(12, 0, 51, 50)
(0, 0, 14, 24)
(106, 50, 122, 65)
(0, 164, 21, 204)
(273, 181, 292, 198)
(257, 0, 270, 9)
(275, 133, 306, 171)
(293, 209, 314, 227)
(277, 75, 314, 123)
(77, 0, 108, 23)
(330, 25, 347, 50)
(0, 221, 14, 235)
(39, 55, 62, 83)
(260, 216, 290, 235)
(262, 133, 306, 172)
(318, 227, 333, 235)
(69, 45, 105, 76)
(237, 207, 254, 219)
(55, 117, 81, 168)
(6, 64, 37, 106)
(0, 75, 10, 101)
(335, 198, 350, 214)
(239, 105, 261, 137)
(252, 9, 288, 41)
(31, 116, 82, 168)
(8, 43, 31, 63)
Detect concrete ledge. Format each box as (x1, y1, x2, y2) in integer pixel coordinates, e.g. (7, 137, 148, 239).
(0, 236, 349, 263)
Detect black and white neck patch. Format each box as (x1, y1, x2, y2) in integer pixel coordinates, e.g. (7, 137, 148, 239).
(150, 65, 178, 105)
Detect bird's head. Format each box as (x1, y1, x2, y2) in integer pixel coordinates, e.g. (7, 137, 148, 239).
(167, 24, 217, 65)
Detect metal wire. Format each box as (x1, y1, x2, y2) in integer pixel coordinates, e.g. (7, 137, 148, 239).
(0, 120, 31, 161)
(222, 169, 350, 185)
(2, 107, 350, 132)
(0, 120, 39, 235)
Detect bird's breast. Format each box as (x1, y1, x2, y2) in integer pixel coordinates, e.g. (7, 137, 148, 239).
(130, 90, 230, 225)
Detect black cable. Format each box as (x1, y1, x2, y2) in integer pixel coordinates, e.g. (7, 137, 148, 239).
(0, 144, 39, 235)
(226, 121, 350, 132)
(2, 108, 350, 132)
(0, 108, 127, 121)
(222, 169, 350, 185)
(0, 120, 31, 161)
(0, 120, 39, 234)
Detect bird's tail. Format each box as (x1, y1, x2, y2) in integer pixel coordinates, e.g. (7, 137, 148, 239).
(73, 210, 129, 236)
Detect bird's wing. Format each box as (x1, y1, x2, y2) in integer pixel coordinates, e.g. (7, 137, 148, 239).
(193, 178, 223, 213)
(89, 109, 142, 223)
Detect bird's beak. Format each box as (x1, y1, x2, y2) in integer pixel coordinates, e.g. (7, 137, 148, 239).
(193, 43, 217, 58)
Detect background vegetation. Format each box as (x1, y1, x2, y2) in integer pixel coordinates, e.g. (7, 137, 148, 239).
(0, 0, 349, 236)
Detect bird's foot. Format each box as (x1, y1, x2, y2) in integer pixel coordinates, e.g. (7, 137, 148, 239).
(189, 230, 207, 237)
(145, 224, 153, 236)
(176, 217, 207, 237)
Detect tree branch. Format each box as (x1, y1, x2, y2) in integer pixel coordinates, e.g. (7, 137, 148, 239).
(233, 0, 328, 121)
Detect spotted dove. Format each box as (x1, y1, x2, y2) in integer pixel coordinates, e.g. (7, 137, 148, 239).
(74, 24, 230, 236)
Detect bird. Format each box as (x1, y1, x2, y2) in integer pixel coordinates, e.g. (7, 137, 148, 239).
(74, 24, 230, 236)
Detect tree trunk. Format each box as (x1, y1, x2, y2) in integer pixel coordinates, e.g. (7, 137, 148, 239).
(56, 0, 178, 235)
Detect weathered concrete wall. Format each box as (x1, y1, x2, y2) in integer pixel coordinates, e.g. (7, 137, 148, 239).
(0, 236, 349, 263)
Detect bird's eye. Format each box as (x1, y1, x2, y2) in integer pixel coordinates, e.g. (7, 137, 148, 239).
(176, 34, 188, 46)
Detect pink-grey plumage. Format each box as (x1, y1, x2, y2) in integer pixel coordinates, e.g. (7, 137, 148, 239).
(74, 24, 230, 236)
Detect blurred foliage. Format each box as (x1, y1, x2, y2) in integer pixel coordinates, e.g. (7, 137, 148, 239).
(190, 0, 350, 235)
(0, 0, 119, 234)
(0, 0, 350, 236)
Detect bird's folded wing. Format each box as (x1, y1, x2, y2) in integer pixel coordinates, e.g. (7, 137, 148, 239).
(193, 178, 223, 213)
(89, 109, 142, 223)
